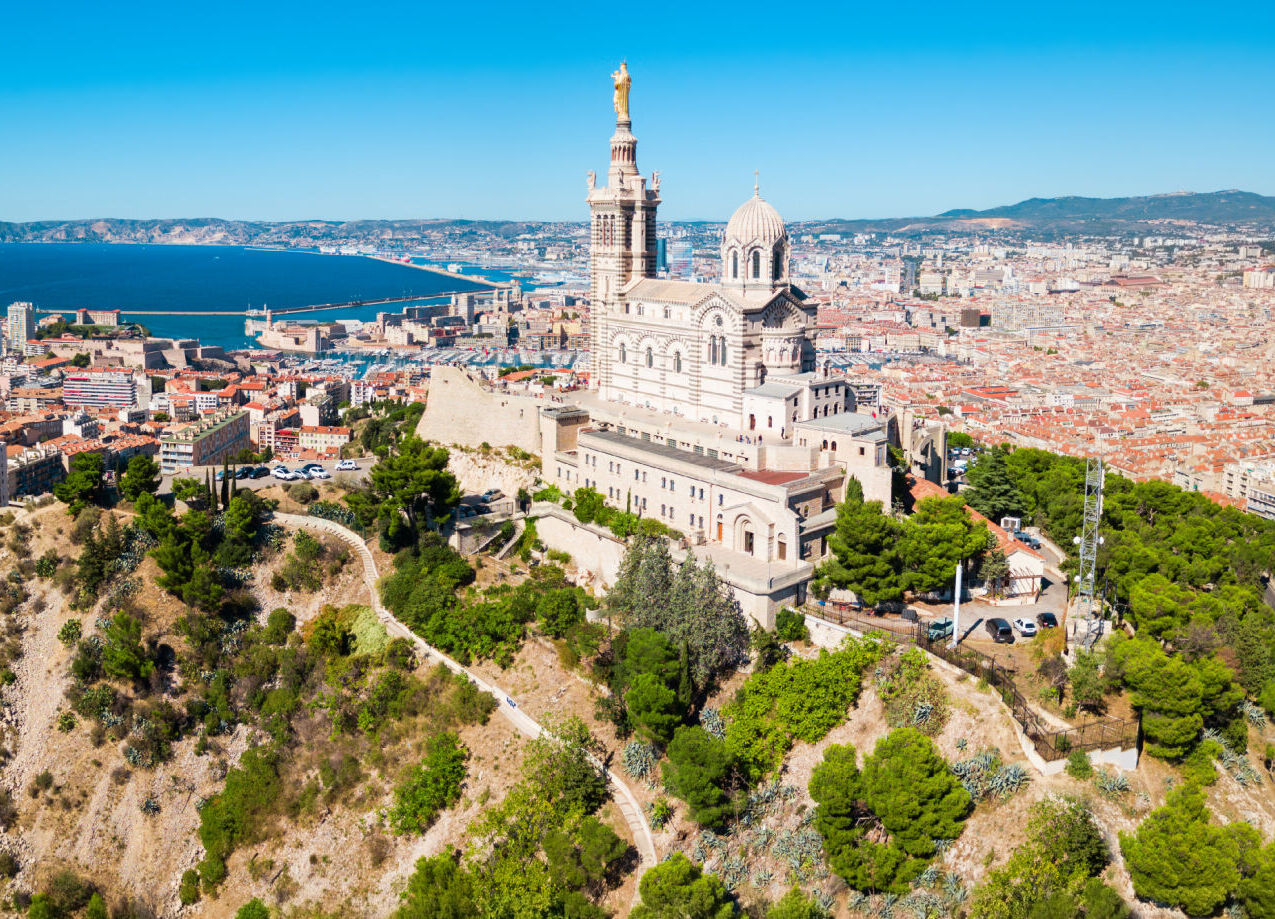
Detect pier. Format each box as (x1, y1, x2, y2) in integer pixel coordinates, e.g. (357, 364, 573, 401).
(35, 290, 489, 319)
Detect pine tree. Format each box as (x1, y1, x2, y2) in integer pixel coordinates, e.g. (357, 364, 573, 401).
(818, 477, 904, 606)
(965, 446, 1028, 524)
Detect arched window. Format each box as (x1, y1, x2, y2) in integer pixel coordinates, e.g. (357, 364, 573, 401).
(751, 250, 761, 278)
(673, 351, 682, 373)
(730, 251, 738, 279)
(646, 347, 653, 368)
(777, 536, 787, 561)
(618, 342, 627, 363)
(773, 249, 783, 280)
(708, 337, 717, 365)
(718, 337, 727, 364)
(831, 441, 838, 451)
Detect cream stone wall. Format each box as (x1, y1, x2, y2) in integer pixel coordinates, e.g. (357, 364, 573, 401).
(416, 366, 541, 453)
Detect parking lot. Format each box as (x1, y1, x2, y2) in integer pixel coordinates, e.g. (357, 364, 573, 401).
(158, 456, 376, 495)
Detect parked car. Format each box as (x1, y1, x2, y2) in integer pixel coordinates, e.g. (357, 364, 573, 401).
(251, 466, 270, 478)
(926, 617, 954, 641)
(1014, 531, 1041, 549)
(1012, 617, 1038, 638)
(271, 466, 292, 480)
(310, 469, 331, 480)
(235, 466, 251, 479)
(335, 459, 358, 471)
(985, 618, 1014, 643)
(215, 470, 226, 481)
(1036, 611, 1059, 629)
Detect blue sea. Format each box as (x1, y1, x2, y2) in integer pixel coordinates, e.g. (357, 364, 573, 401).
(0, 243, 494, 349)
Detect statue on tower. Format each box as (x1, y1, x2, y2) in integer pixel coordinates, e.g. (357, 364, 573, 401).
(611, 62, 631, 120)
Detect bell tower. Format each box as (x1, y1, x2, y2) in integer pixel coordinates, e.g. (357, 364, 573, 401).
(588, 62, 660, 394)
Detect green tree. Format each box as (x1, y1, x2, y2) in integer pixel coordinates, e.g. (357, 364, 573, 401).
(101, 611, 154, 683)
(171, 476, 204, 506)
(84, 893, 108, 919)
(1239, 842, 1275, 919)
(897, 496, 989, 594)
(235, 898, 270, 919)
(535, 589, 583, 639)
(626, 672, 684, 745)
(54, 451, 105, 515)
(971, 796, 1112, 919)
(858, 728, 971, 858)
(572, 486, 606, 525)
(364, 437, 460, 534)
(630, 852, 736, 919)
(118, 453, 160, 501)
(1119, 785, 1255, 917)
(1069, 651, 1106, 711)
(395, 852, 477, 919)
(965, 446, 1029, 524)
(608, 539, 750, 692)
(662, 725, 735, 828)
(767, 887, 829, 919)
(817, 477, 904, 606)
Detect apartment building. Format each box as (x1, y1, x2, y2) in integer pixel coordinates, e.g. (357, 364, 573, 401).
(62, 369, 138, 408)
(159, 410, 250, 474)
(297, 425, 352, 453)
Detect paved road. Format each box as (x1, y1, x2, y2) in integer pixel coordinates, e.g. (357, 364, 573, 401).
(275, 512, 657, 895)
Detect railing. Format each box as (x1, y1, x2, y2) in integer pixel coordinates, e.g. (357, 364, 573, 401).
(806, 602, 1139, 761)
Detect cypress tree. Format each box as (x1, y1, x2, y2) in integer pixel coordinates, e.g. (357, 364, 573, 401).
(220, 463, 230, 508)
(677, 640, 693, 708)
(205, 469, 215, 510)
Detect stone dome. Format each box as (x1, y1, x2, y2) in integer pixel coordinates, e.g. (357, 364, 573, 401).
(725, 192, 787, 246)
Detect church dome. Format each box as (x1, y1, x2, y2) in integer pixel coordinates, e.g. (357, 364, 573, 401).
(725, 192, 787, 246)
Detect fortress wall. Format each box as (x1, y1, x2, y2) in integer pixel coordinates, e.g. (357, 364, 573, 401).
(417, 366, 542, 453)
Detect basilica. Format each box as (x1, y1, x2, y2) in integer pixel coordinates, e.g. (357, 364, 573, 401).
(535, 66, 898, 624)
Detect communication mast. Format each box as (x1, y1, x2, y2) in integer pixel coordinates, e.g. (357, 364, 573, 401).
(1072, 456, 1105, 647)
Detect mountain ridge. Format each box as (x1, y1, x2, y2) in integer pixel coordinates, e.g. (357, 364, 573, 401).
(2, 190, 1274, 244)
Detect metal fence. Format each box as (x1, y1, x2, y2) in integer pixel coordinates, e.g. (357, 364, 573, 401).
(806, 603, 1139, 761)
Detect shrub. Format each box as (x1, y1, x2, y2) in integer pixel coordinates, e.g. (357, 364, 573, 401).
(287, 482, 320, 504)
(388, 733, 468, 835)
(179, 868, 201, 905)
(725, 635, 886, 780)
(57, 619, 82, 647)
(774, 608, 810, 642)
(1065, 750, 1093, 779)
(0, 851, 17, 878)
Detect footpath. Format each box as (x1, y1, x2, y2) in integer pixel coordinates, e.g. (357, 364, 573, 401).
(274, 512, 657, 898)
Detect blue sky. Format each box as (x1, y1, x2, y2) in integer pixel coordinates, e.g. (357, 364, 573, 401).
(3, 0, 1273, 223)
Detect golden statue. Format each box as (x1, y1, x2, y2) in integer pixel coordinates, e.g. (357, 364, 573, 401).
(611, 61, 631, 120)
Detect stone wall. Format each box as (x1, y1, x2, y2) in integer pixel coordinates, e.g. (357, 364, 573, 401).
(446, 449, 541, 499)
(417, 366, 542, 453)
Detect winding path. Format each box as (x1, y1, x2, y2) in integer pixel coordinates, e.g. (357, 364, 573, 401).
(275, 513, 657, 890)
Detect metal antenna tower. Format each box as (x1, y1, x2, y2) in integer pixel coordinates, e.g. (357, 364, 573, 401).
(1072, 456, 1105, 645)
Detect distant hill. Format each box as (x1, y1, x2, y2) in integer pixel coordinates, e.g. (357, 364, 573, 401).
(801, 190, 1275, 237)
(3, 191, 1274, 244)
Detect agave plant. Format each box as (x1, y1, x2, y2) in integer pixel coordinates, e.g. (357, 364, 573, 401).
(700, 707, 726, 739)
(1241, 700, 1268, 727)
(1094, 769, 1130, 798)
(621, 740, 657, 780)
(955, 737, 968, 752)
(989, 763, 1030, 799)
(914, 864, 941, 888)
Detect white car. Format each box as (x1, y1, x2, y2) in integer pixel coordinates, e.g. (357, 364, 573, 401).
(271, 467, 291, 480)
(1012, 618, 1038, 638)
(335, 459, 358, 471)
(310, 469, 331, 480)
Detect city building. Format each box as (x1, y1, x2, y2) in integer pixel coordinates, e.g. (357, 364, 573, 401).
(62, 369, 138, 409)
(297, 425, 353, 452)
(6, 302, 34, 351)
(159, 409, 250, 474)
